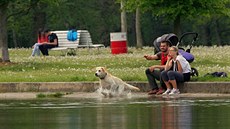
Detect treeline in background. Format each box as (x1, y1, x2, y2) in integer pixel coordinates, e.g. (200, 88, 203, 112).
(5, 0, 230, 48)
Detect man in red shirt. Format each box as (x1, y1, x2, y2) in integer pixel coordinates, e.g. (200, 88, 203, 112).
(144, 41, 170, 95)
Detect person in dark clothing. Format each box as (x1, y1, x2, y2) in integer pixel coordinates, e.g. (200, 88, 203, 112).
(144, 41, 170, 95)
(39, 29, 58, 56)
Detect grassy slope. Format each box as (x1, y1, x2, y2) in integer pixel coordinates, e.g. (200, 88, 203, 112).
(0, 46, 229, 82)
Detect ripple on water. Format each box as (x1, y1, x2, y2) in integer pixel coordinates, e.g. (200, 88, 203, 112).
(0, 95, 230, 109)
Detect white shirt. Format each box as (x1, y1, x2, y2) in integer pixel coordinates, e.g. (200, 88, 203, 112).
(176, 54, 191, 73)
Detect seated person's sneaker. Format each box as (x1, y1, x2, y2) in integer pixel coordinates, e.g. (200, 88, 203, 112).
(156, 88, 165, 95)
(162, 89, 171, 95)
(169, 89, 180, 95)
(148, 89, 158, 95)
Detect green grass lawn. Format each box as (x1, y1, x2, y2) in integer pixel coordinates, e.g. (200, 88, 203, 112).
(0, 46, 229, 82)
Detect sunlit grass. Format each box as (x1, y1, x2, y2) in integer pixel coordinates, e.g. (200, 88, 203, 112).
(0, 46, 229, 82)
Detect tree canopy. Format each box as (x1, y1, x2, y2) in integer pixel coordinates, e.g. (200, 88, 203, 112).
(0, 0, 229, 53)
(125, 0, 230, 36)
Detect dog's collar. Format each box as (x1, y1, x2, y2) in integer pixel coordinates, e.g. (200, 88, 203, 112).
(99, 73, 107, 79)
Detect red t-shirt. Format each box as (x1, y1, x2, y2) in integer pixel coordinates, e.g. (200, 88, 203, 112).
(37, 35, 48, 43)
(161, 52, 168, 65)
(156, 52, 168, 65)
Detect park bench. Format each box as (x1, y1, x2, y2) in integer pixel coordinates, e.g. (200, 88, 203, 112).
(50, 30, 105, 55)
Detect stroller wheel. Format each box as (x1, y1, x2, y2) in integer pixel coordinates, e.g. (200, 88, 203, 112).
(191, 67, 198, 77)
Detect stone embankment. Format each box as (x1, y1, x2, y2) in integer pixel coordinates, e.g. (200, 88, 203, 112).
(0, 82, 229, 94)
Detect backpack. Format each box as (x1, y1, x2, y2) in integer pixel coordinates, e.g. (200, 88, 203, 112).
(67, 29, 78, 41)
(204, 72, 228, 77)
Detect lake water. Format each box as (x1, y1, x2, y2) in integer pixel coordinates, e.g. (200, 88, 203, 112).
(0, 94, 230, 129)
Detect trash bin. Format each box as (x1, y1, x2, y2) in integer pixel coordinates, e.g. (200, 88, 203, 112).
(110, 32, 127, 54)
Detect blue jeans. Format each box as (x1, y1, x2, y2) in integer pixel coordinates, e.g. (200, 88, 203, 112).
(31, 43, 42, 56)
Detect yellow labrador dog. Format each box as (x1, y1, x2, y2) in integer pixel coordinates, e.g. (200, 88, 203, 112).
(95, 67, 140, 97)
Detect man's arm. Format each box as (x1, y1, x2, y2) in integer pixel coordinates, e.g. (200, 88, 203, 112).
(46, 34, 58, 45)
(144, 54, 159, 60)
(149, 65, 165, 72)
(47, 39, 58, 45)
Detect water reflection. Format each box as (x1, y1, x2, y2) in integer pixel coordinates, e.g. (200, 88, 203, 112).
(0, 96, 230, 129)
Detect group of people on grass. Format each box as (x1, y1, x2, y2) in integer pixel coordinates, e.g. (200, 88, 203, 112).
(144, 40, 191, 95)
(32, 29, 190, 95)
(31, 29, 58, 56)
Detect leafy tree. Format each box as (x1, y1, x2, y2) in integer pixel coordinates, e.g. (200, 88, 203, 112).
(7, 0, 35, 48)
(7, 0, 62, 47)
(46, 0, 121, 46)
(3, 0, 230, 54)
(125, 0, 230, 37)
(0, 0, 62, 62)
(118, 0, 144, 48)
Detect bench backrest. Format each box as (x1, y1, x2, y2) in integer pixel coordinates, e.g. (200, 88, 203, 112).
(78, 30, 93, 45)
(52, 30, 79, 47)
(52, 30, 93, 47)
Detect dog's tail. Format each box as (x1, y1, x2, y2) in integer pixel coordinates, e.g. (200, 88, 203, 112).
(125, 83, 140, 91)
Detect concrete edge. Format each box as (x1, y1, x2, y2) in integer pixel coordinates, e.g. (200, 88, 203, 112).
(0, 82, 229, 94)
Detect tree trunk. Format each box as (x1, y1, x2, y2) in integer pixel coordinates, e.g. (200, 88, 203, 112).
(32, 12, 46, 43)
(120, 0, 127, 33)
(203, 24, 212, 46)
(120, 0, 128, 47)
(213, 19, 221, 46)
(0, 2, 10, 62)
(12, 29, 18, 48)
(31, 1, 47, 44)
(173, 15, 181, 37)
(136, 7, 143, 49)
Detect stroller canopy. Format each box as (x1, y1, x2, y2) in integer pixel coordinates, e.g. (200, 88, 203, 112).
(153, 33, 178, 54)
(153, 33, 195, 63)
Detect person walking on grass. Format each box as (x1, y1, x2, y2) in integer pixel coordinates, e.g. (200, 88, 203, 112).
(144, 40, 170, 95)
(161, 46, 191, 95)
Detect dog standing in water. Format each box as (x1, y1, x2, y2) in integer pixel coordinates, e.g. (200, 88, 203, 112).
(95, 67, 140, 97)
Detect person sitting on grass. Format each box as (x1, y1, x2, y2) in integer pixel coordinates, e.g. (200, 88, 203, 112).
(161, 46, 191, 95)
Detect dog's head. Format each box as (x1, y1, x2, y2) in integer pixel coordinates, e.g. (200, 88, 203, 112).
(95, 67, 107, 79)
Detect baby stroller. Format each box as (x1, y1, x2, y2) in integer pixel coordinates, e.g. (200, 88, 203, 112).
(153, 32, 199, 77)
